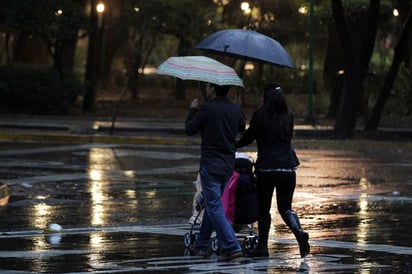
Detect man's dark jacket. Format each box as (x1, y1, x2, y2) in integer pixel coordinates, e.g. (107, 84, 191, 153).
(185, 96, 245, 176)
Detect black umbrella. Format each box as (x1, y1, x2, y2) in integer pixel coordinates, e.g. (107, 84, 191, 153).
(195, 29, 295, 70)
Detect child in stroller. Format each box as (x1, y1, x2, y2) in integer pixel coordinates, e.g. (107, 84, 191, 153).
(184, 153, 259, 253)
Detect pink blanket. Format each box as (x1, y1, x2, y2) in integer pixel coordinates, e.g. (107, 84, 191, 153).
(222, 171, 240, 225)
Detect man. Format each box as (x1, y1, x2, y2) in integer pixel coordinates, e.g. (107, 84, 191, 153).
(185, 83, 245, 261)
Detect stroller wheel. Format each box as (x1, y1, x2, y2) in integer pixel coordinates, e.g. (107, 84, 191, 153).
(210, 237, 220, 252)
(184, 232, 192, 247)
(243, 235, 256, 250)
(183, 248, 191, 256)
(193, 232, 199, 242)
(254, 235, 259, 246)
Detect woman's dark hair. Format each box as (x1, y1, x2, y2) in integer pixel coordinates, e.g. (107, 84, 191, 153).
(261, 83, 293, 141)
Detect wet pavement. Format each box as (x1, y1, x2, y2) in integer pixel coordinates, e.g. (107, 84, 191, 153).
(0, 116, 412, 273)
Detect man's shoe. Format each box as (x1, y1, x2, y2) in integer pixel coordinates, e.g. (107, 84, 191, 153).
(189, 245, 209, 258)
(217, 250, 243, 261)
(245, 247, 269, 258)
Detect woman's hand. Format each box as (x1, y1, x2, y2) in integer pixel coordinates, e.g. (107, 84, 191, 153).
(190, 98, 199, 109)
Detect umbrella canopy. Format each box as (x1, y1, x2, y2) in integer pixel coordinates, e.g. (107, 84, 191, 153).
(195, 29, 295, 69)
(156, 56, 243, 87)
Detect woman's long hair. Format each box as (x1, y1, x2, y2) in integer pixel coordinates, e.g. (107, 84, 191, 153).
(261, 84, 293, 141)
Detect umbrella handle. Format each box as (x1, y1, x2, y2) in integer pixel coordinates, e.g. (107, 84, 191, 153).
(239, 59, 245, 78)
(238, 58, 246, 100)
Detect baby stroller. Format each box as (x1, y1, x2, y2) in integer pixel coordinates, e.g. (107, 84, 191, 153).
(184, 153, 259, 253)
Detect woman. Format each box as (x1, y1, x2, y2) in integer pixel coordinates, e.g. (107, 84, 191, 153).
(236, 84, 310, 258)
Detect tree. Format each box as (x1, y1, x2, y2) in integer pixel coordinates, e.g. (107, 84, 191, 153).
(331, 0, 380, 139)
(156, 0, 216, 100)
(5, 0, 88, 76)
(366, 8, 412, 130)
(123, 1, 169, 99)
(83, 0, 99, 111)
(323, 1, 392, 120)
(97, 0, 128, 87)
(123, 0, 215, 100)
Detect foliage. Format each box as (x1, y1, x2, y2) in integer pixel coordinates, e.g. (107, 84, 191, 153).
(0, 65, 82, 114)
(5, 0, 88, 72)
(124, 0, 216, 98)
(129, 0, 216, 60)
(0, 0, 408, 124)
(385, 64, 412, 115)
(5, 0, 88, 42)
(123, 0, 172, 97)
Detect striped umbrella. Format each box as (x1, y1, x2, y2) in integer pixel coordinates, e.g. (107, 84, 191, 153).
(156, 56, 243, 87)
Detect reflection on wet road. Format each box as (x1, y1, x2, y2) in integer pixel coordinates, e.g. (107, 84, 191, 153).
(0, 140, 411, 273)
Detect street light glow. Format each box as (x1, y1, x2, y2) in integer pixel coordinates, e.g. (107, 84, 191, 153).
(96, 3, 105, 13)
(241, 2, 249, 10)
(241, 2, 251, 14)
(393, 9, 399, 17)
(298, 6, 308, 14)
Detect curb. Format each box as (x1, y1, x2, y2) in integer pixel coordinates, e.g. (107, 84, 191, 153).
(0, 131, 201, 146)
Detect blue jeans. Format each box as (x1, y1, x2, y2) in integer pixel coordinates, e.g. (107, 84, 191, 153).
(195, 167, 241, 253)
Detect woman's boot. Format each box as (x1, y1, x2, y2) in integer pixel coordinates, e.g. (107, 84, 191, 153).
(251, 214, 271, 257)
(281, 210, 310, 258)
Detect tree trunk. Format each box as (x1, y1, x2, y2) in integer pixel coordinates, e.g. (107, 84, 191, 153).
(175, 38, 191, 100)
(52, 42, 64, 78)
(61, 40, 77, 72)
(4, 32, 11, 64)
(331, 0, 380, 139)
(83, 0, 99, 112)
(100, 0, 127, 88)
(333, 70, 363, 138)
(398, 0, 412, 69)
(365, 12, 412, 130)
(331, 0, 357, 138)
(129, 59, 140, 99)
(323, 21, 344, 119)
